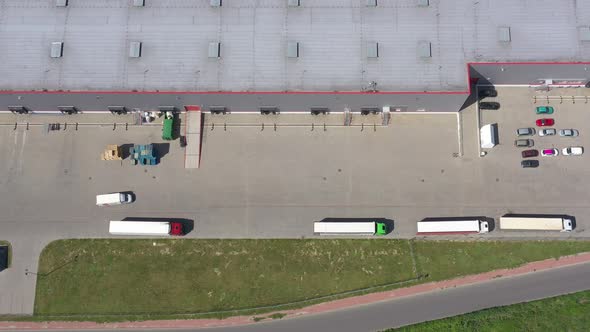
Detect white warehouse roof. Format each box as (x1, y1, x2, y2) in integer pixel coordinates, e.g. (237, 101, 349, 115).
(1, 0, 590, 92)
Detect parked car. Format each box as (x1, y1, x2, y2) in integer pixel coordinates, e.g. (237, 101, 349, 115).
(516, 128, 535, 136)
(521, 160, 539, 168)
(541, 148, 559, 157)
(521, 149, 539, 158)
(536, 118, 555, 127)
(535, 106, 554, 114)
(538, 128, 556, 137)
(562, 146, 584, 156)
(479, 102, 500, 110)
(479, 89, 498, 98)
(515, 139, 534, 147)
(559, 129, 579, 137)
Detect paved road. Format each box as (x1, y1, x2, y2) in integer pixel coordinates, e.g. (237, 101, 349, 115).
(17, 261, 590, 332)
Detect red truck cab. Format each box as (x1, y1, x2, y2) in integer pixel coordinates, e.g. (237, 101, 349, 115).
(170, 222, 185, 236)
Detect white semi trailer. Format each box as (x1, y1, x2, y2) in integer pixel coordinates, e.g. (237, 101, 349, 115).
(499, 216, 573, 232)
(416, 219, 489, 235)
(109, 221, 184, 236)
(313, 221, 387, 235)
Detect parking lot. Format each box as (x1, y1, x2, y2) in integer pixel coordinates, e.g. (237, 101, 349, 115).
(479, 87, 589, 172)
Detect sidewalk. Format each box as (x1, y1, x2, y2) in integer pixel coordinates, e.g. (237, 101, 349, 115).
(1, 252, 589, 330)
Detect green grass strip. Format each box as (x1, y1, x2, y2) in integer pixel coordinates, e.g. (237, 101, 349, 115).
(26, 239, 590, 321)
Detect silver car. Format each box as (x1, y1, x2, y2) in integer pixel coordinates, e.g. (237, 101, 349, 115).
(539, 128, 556, 137)
(515, 139, 534, 147)
(516, 128, 535, 136)
(559, 129, 579, 137)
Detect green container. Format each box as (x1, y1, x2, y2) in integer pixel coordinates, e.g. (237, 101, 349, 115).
(162, 118, 174, 140)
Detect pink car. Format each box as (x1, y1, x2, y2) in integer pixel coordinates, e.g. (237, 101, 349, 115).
(541, 148, 559, 157)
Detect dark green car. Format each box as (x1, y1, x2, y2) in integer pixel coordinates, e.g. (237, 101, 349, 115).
(535, 106, 554, 114)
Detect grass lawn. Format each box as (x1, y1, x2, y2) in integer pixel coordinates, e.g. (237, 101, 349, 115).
(412, 240, 590, 280)
(392, 290, 590, 332)
(32, 239, 590, 320)
(34, 239, 416, 316)
(0, 241, 10, 268)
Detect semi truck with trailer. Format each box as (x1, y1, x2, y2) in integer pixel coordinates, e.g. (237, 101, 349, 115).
(313, 220, 387, 235)
(109, 220, 184, 236)
(499, 216, 573, 232)
(416, 219, 489, 235)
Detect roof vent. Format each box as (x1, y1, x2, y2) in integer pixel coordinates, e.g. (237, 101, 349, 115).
(288, 0, 300, 6)
(287, 41, 299, 58)
(366, 0, 377, 7)
(367, 42, 379, 58)
(208, 42, 221, 58)
(50, 42, 63, 58)
(417, 0, 429, 6)
(579, 27, 590, 41)
(497, 27, 511, 42)
(133, 0, 145, 7)
(129, 41, 142, 58)
(210, 0, 222, 7)
(417, 41, 431, 58)
(56, 0, 68, 7)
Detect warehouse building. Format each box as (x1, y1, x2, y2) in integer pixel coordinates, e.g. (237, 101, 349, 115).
(1, 0, 590, 113)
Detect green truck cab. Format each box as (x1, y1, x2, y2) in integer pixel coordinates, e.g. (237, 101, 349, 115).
(375, 222, 388, 235)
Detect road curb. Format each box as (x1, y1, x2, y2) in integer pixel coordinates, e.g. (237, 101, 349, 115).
(2, 252, 590, 330)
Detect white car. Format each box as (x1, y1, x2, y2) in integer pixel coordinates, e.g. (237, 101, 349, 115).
(559, 129, 579, 137)
(562, 146, 584, 156)
(539, 129, 556, 137)
(541, 148, 559, 157)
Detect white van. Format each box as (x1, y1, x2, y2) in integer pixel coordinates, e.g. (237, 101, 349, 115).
(96, 193, 133, 206)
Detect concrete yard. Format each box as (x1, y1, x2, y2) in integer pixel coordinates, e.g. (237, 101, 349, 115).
(0, 87, 590, 314)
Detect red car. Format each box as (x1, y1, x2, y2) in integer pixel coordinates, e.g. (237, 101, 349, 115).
(521, 149, 539, 158)
(536, 118, 554, 127)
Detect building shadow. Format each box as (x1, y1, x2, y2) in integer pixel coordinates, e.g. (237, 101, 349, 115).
(153, 143, 170, 160)
(120, 143, 134, 160)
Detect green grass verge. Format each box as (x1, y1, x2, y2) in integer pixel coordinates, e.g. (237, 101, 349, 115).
(390, 290, 590, 332)
(23, 239, 590, 322)
(0, 241, 10, 268)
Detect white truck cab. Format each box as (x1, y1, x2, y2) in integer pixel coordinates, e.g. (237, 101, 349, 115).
(96, 193, 133, 206)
